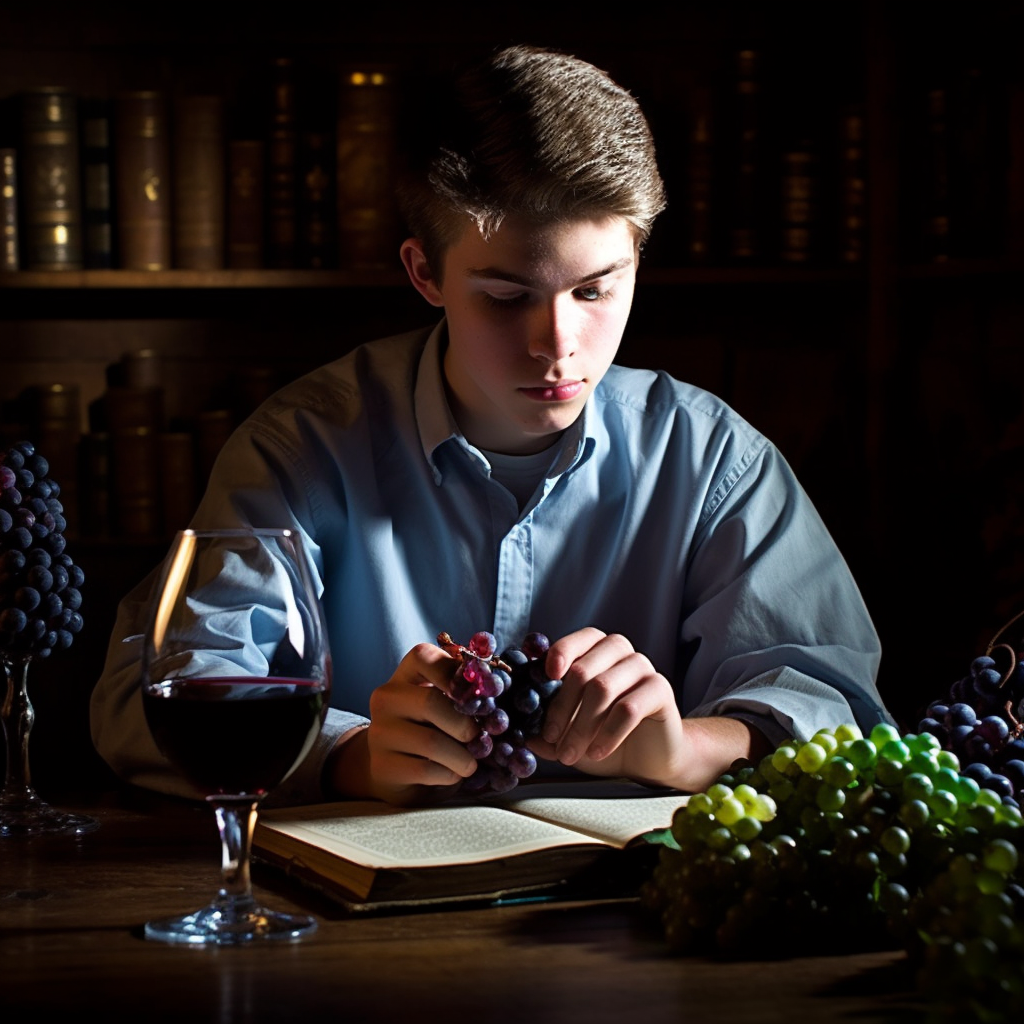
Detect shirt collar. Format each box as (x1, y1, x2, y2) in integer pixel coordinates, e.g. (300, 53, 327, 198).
(414, 318, 594, 484)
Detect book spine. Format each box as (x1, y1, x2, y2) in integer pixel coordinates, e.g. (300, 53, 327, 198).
(78, 431, 111, 538)
(114, 91, 172, 270)
(837, 105, 867, 265)
(1, 147, 18, 270)
(336, 66, 400, 270)
(779, 138, 818, 264)
(266, 57, 298, 268)
(19, 87, 83, 270)
(194, 408, 235, 485)
(299, 128, 334, 269)
(949, 66, 1004, 259)
(103, 383, 165, 538)
(226, 139, 265, 268)
(683, 85, 715, 265)
(921, 87, 951, 263)
(173, 94, 226, 269)
(81, 98, 114, 269)
(27, 383, 82, 536)
(726, 50, 765, 264)
(159, 431, 197, 536)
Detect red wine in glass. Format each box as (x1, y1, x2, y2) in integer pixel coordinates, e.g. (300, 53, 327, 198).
(140, 528, 331, 946)
(142, 677, 328, 797)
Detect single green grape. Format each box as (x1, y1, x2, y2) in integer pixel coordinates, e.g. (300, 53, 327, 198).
(982, 838, 1018, 874)
(771, 744, 798, 774)
(843, 737, 877, 770)
(714, 796, 745, 827)
(795, 741, 828, 773)
(822, 756, 857, 788)
(870, 722, 901, 749)
(903, 772, 934, 801)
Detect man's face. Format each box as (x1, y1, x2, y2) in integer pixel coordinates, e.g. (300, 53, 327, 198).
(410, 214, 638, 455)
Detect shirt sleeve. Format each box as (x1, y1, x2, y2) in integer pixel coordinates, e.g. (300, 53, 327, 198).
(678, 441, 891, 743)
(88, 555, 370, 805)
(89, 410, 370, 806)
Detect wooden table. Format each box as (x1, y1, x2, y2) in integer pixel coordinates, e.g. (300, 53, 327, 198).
(0, 786, 925, 1023)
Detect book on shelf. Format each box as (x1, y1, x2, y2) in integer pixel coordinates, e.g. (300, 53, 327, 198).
(226, 139, 264, 268)
(778, 138, 818, 264)
(920, 86, 951, 263)
(949, 65, 1007, 260)
(725, 49, 768, 264)
(25, 383, 82, 535)
(80, 97, 114, 269)
(159, 430, 198, 536)
(114, 90, 172, 270)
(335, 65, 401, 270)
(298, 127, 334, 269)
(173, 94, 226, 269)
(1, 147, 17, 270)
(18, 87, 83, 270)
(836, 104, 867, 265)
(682, 84, 715, 265)
(266, 57, 298, 269)
(78, 431, 111, 538)
(102, 380, 165, 538)
(252, 778, 686, 911)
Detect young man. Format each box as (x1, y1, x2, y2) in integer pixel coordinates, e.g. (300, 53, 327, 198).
(91, 46, 891, 805)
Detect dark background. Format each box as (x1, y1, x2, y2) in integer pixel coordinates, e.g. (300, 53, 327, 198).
(2, 1, 1023, 791)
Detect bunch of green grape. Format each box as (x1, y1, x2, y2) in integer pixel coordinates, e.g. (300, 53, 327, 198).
(641, 722, 1024, 1019)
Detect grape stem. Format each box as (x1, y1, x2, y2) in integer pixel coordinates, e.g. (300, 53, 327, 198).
(435, 632, 511, 674)
(991, 643, 1024, 738)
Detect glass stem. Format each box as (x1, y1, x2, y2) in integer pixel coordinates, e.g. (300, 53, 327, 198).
(1, 657, 35, 807)
(211, 798, 260, 906)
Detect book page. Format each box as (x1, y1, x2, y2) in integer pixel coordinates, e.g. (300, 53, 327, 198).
(499, 780, 687, 845)
(260, 801, 605, 869)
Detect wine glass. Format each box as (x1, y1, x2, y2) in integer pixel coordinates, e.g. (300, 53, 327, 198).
(139, 527, 331, 945)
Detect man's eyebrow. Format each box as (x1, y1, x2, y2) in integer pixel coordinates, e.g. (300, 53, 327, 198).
(465, 257, 634, 288)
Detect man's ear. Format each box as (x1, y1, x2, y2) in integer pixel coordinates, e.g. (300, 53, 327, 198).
(400, 238, 445, 307)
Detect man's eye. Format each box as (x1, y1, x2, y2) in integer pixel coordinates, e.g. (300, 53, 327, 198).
(576, 286, 605, 301)
(483, 292, 529, 307)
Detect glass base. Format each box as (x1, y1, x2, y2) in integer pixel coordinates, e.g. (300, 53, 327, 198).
(0, 793, 101, 838)
(144, 895, 318, 945)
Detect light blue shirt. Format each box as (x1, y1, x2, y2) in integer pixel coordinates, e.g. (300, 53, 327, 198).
(91, 321, 890, 803)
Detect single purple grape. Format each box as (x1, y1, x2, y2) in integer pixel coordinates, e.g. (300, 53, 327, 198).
(467, 732, 494, 759)
(508, 747, 537, 779)
(468, 630, 497, 658)
(521, 632, 550, 660)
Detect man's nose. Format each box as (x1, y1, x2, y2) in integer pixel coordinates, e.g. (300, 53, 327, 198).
(527, 297, 578, 363)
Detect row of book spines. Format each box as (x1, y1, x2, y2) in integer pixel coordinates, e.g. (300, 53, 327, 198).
(2, 86, 399, 274)
(676, 102, 869, 268)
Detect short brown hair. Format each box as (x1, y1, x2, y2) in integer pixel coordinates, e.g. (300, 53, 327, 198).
(397, 45, 667, 276)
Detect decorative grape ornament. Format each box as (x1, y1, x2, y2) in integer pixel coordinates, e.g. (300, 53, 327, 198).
(0, 441, 85, 659)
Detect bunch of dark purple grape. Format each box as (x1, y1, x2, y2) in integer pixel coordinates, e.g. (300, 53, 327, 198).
(917, 644, 1024, 807)
(0, 441, 84, 660)
(437, 630, 562, 796)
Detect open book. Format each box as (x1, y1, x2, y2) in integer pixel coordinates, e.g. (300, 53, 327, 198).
(253, 779, 688, 911)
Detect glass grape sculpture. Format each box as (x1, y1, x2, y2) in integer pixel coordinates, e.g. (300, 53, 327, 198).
(437, 630, 561, 795)
(0, 441, 85, 659)
(1, 440, 95, 837)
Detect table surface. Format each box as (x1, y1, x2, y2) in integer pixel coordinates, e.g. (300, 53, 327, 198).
(0, 785, 927, 1024)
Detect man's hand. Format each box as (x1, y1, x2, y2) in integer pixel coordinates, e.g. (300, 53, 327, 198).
(529, 627, 769, 791)
(325, 643, 480, 805)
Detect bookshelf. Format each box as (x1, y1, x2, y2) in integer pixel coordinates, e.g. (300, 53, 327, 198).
(1, 0, 1023, 736)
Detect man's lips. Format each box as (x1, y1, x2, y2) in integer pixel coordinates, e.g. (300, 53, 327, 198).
(520, 381, 585, 402)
